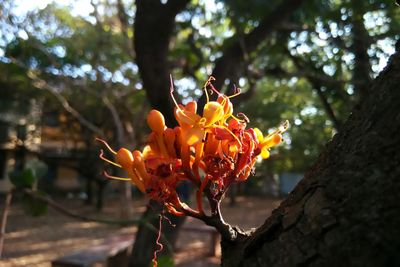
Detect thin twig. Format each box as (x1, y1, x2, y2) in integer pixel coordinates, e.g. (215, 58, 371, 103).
(22, 188, 138, 226)
(7, 56, 104, 137)
(20, 188, 174, 252)
(35, 79, 105, 137)
(0, 192, 13, 258)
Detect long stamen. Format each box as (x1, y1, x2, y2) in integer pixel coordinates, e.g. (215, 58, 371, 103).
(203, 77, 211, 103)
(228, 85, 241, 99)
(205, 76, 221, 96)
(96, 138, 117, 154)
(221, 126, 242, 149)
(132, 168, 142, 181)
(163, 212, 176, 227)
(99, 149, 122, 168)
(279, 120, 290, 133)
(103, 170, 130, 181)
(265, 120, 290, 139)
(236, 112, 249, 123)
(169, 74, 181, 110)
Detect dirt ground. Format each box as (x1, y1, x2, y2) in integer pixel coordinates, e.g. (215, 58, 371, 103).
(0, 194, 281, 267)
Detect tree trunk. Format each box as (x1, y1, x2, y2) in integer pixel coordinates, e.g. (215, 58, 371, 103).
(130, 1, 190, 266)
(134, 0, 190, 126)
(129, 201, 186, 267)
(220, 43, 400, 267)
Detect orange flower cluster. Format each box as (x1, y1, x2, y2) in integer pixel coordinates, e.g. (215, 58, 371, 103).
(98, 77, 288, 217)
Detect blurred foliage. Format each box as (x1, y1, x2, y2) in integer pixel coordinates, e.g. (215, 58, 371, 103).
(22, 191, 49, 217)
(9, 168, 36, 188)
(9, 167, 49, 216)
(154, 255, 175, 267)
(241, 77, 332, 173)
(0, 0, 399, 192)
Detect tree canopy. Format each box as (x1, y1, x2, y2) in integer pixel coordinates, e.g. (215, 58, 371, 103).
(1, 0, 398, 177)
(1, 1, 399, 265)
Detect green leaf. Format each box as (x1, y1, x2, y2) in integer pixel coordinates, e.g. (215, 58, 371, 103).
(9, 169, 36, 188)
(22, 191, 48, 217)
(150, 255, 174, 267)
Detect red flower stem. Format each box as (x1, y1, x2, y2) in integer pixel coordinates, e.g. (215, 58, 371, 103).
(170, 196, 202, 219)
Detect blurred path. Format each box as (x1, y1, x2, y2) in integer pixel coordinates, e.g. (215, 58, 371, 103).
(0, 196, 280, 267)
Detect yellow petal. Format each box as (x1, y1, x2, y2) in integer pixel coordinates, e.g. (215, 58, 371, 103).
(253, 128, 264, 143)
(175, 108, 201, 126)
(203, 101, 224, 126)
(184, 127, 205, 146)
(261, 149, 270, 159)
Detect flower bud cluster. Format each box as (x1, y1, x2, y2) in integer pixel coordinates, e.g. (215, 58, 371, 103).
(99, 77, 288, 216)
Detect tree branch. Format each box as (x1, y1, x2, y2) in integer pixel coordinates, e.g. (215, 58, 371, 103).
(28, 74, 104, 137)
(0, 192, 12, 258)
(23, 188, 131, 224)
(210, 0, 307, 92)
(116, 0, 135, 58)
(102, 95, 125, 144)
(285, 51, 347, 130)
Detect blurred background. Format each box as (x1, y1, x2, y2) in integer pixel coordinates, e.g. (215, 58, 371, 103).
(0, 0, 399, 266)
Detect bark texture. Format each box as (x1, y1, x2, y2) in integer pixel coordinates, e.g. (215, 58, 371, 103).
(221, 43, 400, 267)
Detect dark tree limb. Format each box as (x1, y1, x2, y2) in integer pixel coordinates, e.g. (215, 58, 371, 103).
(313, 85, 342, 130)
(116, 0, 135, 58)
(286, 51, 345, 130)
(209, 0, 307, 92)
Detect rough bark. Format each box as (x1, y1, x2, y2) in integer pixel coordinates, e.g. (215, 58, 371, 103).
(220, 43, 400, 267)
